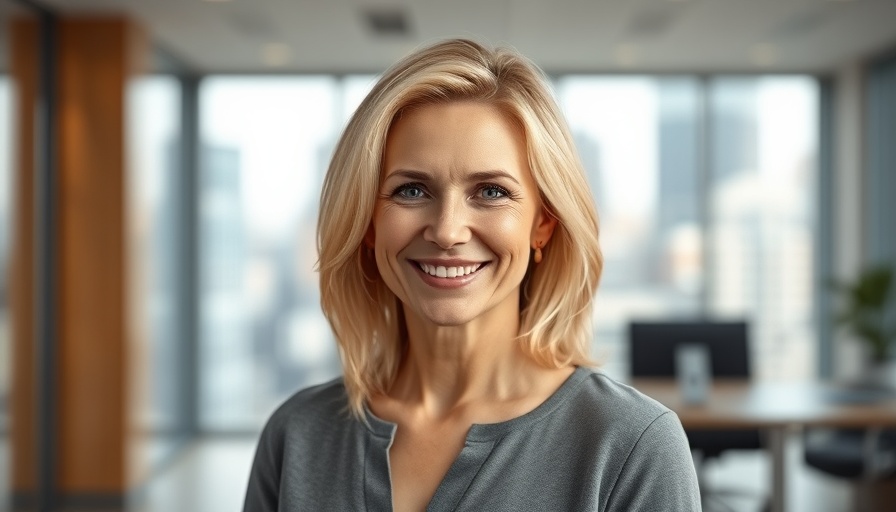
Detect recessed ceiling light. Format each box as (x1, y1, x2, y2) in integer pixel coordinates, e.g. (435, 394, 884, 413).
(750, 43, 777, 67)
(202, 0, 234, 3)
(362, 6, 411, 37)
(615, 44, 639, 68)
(263, 43, 291, 67)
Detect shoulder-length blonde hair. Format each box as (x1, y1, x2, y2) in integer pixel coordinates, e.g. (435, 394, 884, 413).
(318, 38, 602, 417)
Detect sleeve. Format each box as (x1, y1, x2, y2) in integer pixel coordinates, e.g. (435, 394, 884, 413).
(604, 411, 702, 511)
(243, 417, 284, 512)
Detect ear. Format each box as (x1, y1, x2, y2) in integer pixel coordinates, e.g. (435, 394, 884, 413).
(530, 206, 558, 248)
(363, 223, 376, 249)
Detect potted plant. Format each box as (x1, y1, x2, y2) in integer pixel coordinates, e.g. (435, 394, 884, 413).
(830, 264, 896, 387)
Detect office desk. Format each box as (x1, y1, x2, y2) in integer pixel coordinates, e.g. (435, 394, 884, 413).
(631, 379, 896, 512)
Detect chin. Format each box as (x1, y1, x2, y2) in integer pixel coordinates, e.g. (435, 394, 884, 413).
(414, 303, 480, 327)
(421, 312, 477, 328)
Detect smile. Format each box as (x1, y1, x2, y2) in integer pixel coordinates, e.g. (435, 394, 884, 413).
(416, 262, 485, 278)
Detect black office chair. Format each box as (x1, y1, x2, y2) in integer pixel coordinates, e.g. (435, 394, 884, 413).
(805, 428, 896, 478)
(629, 320, 764, 510)
(804, 420, 896, 510)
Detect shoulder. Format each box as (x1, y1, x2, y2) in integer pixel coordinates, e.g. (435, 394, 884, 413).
(554, 368, 695, 473)
(526, 367, 685, 463)
(562, 369, 700, 510)
(561, 367, 675, 437)
(244, 377, 365, 511)
(487, 367, 699, 510)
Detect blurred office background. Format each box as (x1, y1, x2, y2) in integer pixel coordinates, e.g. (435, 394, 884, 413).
(1, 0, 895, 511)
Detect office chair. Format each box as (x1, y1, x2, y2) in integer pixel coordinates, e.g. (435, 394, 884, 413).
(629, 320, 764, 510)
(804, 420, 896, 510)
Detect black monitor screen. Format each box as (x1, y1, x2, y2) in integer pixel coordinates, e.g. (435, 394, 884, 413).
(628, 321, 750, 378)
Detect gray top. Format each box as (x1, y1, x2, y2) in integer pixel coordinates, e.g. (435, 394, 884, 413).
(243, 367, 701, 511)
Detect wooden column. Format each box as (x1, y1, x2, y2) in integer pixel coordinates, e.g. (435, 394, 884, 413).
(9, 15, 39, 502)
(10, 16, 148, 505)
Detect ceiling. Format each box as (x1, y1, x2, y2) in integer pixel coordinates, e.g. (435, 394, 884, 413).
(5, 0, 896, 74)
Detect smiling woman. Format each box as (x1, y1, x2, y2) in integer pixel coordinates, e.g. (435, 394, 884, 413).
(243, 39, 700, 512)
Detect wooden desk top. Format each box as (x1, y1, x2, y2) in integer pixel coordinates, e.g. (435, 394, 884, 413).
(630, 378, 896, 429)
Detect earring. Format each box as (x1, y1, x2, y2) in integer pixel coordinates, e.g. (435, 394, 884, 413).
(533, 241, 543, 264)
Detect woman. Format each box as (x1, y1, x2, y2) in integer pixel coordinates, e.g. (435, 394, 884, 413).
(244, 39, 700, 511)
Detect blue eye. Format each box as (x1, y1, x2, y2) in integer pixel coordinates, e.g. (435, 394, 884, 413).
(394, 183, 426, 200)
(480, 185, 508, 200)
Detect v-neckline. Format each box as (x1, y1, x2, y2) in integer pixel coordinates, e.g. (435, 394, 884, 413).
(361, 366, 590, 511)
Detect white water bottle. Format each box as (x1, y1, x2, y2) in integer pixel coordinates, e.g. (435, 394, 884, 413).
(676, 344, 711, 405)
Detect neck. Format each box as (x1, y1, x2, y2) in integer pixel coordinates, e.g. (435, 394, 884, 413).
(387, 300, 552, 419)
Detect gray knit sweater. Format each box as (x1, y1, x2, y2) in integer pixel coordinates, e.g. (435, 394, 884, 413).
(243, 367, 701, 511)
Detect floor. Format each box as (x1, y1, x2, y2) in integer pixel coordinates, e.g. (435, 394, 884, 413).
(132, 439, 256, 512)
(130, 432, 856, 512)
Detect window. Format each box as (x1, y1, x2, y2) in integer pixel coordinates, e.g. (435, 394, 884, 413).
(556, 77, 703, 378)
(198, 76, 376, 430)
(707, 77, 818, 380)
(556, 76, 818, 381)
(127, 75, 188, 465)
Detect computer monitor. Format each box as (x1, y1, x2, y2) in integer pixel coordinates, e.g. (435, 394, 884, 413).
(628, 320, 750, 378)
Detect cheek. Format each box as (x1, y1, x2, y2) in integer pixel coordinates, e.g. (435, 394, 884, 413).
(485, 211, 532, 246)
(373, 207, 417, 255)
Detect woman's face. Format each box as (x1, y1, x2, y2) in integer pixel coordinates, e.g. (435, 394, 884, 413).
(369, 101, 556, 328)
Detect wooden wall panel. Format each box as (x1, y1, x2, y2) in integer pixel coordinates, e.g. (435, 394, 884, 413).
(10, 16, 148, 498)
(57, 18, 131, 492)
(9, 16, 39, 495)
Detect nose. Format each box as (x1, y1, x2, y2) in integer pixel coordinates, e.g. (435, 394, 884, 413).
(423, 195, 472, 249)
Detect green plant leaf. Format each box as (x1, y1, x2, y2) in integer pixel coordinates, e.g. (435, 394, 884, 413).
(828, 263, 896, 361)
(855, 265, 892, 307)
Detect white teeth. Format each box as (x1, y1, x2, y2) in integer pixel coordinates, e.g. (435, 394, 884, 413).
(418, 262, 483, 278)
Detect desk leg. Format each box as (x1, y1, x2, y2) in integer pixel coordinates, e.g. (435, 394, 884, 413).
(768, 428, 786, 512)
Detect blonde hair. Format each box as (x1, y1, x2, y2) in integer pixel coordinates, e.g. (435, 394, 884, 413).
(317, 39, 602, 417)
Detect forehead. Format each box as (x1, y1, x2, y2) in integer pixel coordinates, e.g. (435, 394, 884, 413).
(382, 101, 532, 183)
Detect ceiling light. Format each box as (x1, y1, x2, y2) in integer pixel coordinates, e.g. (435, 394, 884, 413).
(263, 43, 291, 67)
(362, 7, 411, 37)
(750, 43, 777, 67)
(615, 44, 639, 68)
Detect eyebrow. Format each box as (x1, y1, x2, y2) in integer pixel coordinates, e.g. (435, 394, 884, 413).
(386, 169, 521, 186)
